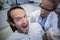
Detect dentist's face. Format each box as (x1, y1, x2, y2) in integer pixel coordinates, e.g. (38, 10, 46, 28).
(40, 0, 54, 18)
(10, 8, 29, 34)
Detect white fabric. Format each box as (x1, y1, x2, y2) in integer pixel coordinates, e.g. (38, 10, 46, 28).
(30, 9, 60, 35)
(6, 23, 44, 40)
(28, 23, 44, 40)
(6, 31, 29, 40)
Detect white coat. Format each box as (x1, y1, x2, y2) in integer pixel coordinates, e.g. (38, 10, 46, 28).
(30, 9, 60, 38)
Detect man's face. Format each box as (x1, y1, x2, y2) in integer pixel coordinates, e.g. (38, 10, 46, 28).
(40, 0, 54, 18)
(10, 8, 29, 34)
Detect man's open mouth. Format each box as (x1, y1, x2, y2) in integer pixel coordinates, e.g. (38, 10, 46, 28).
(22, 24, 28, 28)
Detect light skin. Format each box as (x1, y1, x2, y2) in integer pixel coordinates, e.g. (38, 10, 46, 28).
(40, 0, 54, 19)
(10, 8, 29, 34)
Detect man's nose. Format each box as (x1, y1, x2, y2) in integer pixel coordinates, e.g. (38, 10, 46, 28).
(22, 18, 26, 23)
(41, 10, 45, 14)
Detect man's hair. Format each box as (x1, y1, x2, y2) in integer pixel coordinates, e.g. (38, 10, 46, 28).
(7, 6, 24, 32)
(50, 0, 58, 5)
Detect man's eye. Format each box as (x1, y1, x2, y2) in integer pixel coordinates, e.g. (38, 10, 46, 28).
(15, 18, 21, 21)
(24, 15, 27, 18)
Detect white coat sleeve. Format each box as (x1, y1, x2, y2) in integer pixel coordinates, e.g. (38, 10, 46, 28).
(50, 12, 60, 33)
(30, 10, 40, 23)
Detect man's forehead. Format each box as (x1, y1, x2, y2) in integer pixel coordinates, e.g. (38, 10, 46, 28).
(12, 13, 26, 18)
(10, 9, 25, 19)
(11, 9, 25, 14)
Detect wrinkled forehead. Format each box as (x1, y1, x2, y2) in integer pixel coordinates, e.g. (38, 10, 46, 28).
(10, 8, 26, 19)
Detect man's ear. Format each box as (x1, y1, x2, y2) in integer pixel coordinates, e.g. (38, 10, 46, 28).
(10, 22, 15, 27)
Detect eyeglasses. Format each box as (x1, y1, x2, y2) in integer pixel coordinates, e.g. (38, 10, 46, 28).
(39, 3, 55, 11)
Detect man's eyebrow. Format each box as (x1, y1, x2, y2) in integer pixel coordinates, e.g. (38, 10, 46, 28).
(14, 17, 22, 19)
